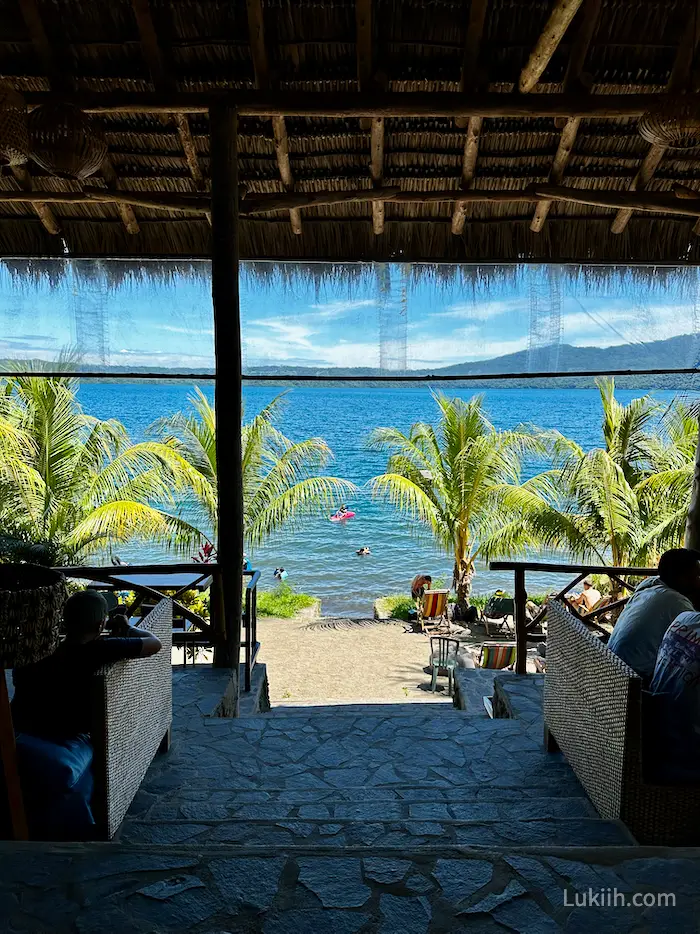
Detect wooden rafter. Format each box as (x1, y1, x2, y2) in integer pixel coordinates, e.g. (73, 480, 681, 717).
(21, 90, 692, 119)
(612, 6, 700, 235)
(19, 0, 137, 235)
(451, 0, 489, 235)
(246, 0, 301, 234)
(519, 0, 585, 93)
(531, 0, 602, 232)
(370, 117, 385, 234)
(355, 0, 384, 233)
(130, 0, 204, 195)
(9, 165, 60, 235)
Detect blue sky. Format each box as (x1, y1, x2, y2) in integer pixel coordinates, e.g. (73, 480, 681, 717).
(0, 262, 698, 371)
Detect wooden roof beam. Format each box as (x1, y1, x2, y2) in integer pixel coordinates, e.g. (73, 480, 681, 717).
(519, 0, 585, 93)
(21, 90, 693, 118)
(9, 165, 60, 235)
(246, 0, 300, 233)
(19, 0, 137, 235)
(451, 0, 489, 235)
(531, 0, 602, 232)
(612, 6, 700, 235)
(131, 0, 204, 195)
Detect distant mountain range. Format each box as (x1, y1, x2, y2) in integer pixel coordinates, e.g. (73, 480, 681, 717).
(3, 333, 699, 387)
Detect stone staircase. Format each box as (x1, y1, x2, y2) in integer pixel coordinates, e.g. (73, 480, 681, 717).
(7, 671, 700, 933)
(120, 689, 633, 851)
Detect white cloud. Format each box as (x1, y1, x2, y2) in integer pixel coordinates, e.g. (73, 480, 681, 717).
(309, 299, 377, 318)
(248, 319, 316, 349)
(434, 298, 529, 321)
(159, 325, 214, 336)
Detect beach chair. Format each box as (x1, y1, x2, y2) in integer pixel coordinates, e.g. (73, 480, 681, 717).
(429, 637, 460, 695)
(482, 591, 515, 636)
(418, 589, 450, 632)
(478, 642, 517, 670)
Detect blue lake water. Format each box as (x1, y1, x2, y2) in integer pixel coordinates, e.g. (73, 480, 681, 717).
(77, 383, 677, 615)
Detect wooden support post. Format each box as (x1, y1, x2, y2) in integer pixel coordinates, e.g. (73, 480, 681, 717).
(209, 104, 243, 700)
(514, 568, 528, 675)
(451, 116, 482, 235)
(0, 672, 28, 840)
(685, 417, 700, 551)
(370, 116, 385, 234)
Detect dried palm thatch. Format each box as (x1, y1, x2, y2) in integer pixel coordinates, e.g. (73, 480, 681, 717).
(0, 0, 699, 267)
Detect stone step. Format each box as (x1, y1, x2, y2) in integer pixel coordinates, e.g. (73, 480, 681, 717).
(133, 794, 598, 823)
(7, 840, 695, 934)
(262, 703, 467, 717)
(120, 816, 634, 848)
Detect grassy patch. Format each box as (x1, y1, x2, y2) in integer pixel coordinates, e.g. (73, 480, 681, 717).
(257, 584, 318, 619)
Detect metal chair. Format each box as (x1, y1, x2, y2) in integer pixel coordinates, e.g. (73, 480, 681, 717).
(478, 642, 517, 670)
(419, 589, 450, 632)
(430, 636, 460, 694)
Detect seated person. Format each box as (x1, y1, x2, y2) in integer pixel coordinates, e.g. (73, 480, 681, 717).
(648, 610, 700, 782)
(11, 591, 161, 838)
(607, 548, 700, 683)
(569, 577, 601, 613)
(411, 574, 432, 600)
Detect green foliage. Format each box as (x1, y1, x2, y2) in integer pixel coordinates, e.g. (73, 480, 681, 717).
(369, 392, 542, 607)
(380, 594, 416, 621)
(503, 378, 698, 570)
(0, 374, 204, 564)
(152, 389, 357, 549)
(256, 584, 317, 618)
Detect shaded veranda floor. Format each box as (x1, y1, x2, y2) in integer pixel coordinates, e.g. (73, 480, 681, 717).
(3, 668, 700, 932)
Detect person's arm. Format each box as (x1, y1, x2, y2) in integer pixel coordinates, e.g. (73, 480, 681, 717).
(107, 612, 162, 657)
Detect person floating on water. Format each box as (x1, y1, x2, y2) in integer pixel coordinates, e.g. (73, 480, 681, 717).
(273, 568, 288, 581)
(337, 504, 349, 517)
(330, 504, 355, 521)
(356, 546, 371, 556)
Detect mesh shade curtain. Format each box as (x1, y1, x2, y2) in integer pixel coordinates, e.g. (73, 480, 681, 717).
(0, 259, 699, 378)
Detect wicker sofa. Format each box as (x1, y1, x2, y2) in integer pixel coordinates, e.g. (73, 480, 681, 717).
(91, 597, 173, 839)
(544, 599, 700, 846)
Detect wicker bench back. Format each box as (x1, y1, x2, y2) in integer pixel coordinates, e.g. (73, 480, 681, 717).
(545, 599, 700, 844)
(92, 598, 173, 839)
(545, 599, 640, 820)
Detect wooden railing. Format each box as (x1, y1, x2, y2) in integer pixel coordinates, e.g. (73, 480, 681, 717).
(489, 561, 659, 674)
(242, 569, 261, 692)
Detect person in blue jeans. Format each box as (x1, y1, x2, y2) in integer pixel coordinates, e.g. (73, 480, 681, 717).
(10, 590, 161, 838)
(649, 611, 700, 782)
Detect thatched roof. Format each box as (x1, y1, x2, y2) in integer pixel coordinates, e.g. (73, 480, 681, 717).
(2, 0, 700, 264)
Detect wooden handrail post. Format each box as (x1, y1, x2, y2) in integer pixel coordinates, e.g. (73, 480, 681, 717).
(514, 568, 528, 675)
(210, 103, 244, 709)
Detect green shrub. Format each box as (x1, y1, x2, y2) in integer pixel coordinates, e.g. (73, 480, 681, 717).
(257, 584, 317, 618)
(381, 594, 416, 621)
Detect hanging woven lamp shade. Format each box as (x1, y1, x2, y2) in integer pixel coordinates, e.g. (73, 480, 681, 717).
(0, 86, 29, 167)
(638, 95, 700, 150)
(28, 104, 107, 179)
(0, 564, 67, 669)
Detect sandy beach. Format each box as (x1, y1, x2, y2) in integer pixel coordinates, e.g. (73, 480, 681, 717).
(256, 614, 483, 706)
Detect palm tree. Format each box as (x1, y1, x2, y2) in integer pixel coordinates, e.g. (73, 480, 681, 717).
(502, 378, 695, 577)
(152, 388, 356, 549)
(0, 375, 206, 565)
(368, 392, 541, 610)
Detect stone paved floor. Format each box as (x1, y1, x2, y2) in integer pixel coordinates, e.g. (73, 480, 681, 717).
(3, 842, 700, 932)
(5, 669, 699, 932)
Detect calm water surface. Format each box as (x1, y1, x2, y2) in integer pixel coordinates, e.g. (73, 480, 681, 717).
(78, 383, 676, 615)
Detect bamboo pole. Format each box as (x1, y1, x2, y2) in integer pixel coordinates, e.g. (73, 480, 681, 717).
(21, 90, 687, 118)
(209, 103, 244, 692)
(519, 0, 585, 93)
(535, 184, 700, 218)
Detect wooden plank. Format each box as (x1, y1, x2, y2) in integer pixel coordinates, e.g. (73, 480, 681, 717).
(530, 0, 602, 231)
(519, 0, 585, 93)
(491, 561, 658, 575)
(209, 103, 244, 685)
(23, 90, 687, 118)
(535, 183, 700, 218)
(612, 6, 700, 234)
